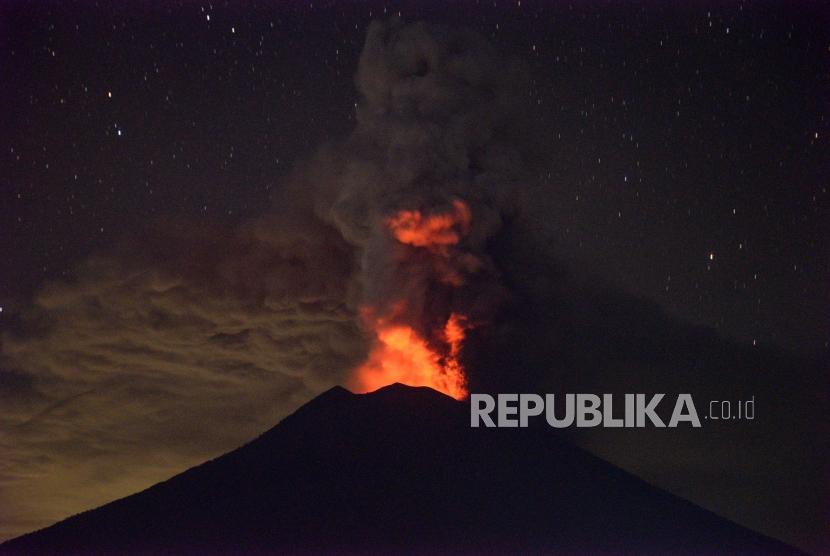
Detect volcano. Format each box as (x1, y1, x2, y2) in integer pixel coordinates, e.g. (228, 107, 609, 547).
(0, 384, 802, 555)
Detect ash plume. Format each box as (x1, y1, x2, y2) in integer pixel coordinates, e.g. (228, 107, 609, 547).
(297, 20, 534, 390)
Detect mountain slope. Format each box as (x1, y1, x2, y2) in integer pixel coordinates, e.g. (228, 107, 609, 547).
(1, 383, 803, 555)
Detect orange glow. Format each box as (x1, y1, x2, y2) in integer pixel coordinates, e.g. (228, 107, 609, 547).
(386, 199, 471, 252)
(351, 199, 474, 399)
(353, 312, 469, 400)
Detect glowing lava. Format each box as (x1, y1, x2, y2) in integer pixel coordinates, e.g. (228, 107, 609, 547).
(354, 312, 469, 400)
(352, 200, 474, 400)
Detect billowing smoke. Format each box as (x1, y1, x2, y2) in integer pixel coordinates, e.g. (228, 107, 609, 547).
(269, 20, 534, 397)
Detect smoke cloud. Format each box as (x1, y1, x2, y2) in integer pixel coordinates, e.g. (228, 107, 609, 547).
(294, 20, 535, 368)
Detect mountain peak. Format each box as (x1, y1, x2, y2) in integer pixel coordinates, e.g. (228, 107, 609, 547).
(1, 379, 804, 555)
(316, 383, 354, 399)
(362, 381, 458, 401)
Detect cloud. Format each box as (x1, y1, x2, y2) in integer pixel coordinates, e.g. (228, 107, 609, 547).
(0, 216, 366, 538)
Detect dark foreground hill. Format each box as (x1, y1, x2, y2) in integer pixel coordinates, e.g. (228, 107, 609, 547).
(1, 383, 803, 555)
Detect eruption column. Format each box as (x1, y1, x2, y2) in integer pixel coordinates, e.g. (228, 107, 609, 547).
(352, 200, 474, 399)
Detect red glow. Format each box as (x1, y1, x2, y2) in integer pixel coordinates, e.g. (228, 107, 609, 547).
(353, 311, 468, 400)
(386, 199, 471, 253)
(351, 200, 475, 399)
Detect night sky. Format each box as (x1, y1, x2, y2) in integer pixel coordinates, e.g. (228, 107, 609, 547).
(1, 1, 828, 553)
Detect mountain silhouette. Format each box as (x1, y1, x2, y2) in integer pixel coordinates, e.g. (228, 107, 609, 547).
(1, 383, 804, 555)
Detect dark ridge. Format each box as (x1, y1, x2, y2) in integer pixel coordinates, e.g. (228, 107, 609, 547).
(1, 384, 805, 556)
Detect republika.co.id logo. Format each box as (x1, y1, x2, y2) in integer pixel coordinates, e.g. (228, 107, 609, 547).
(471, 394, 756, 428)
